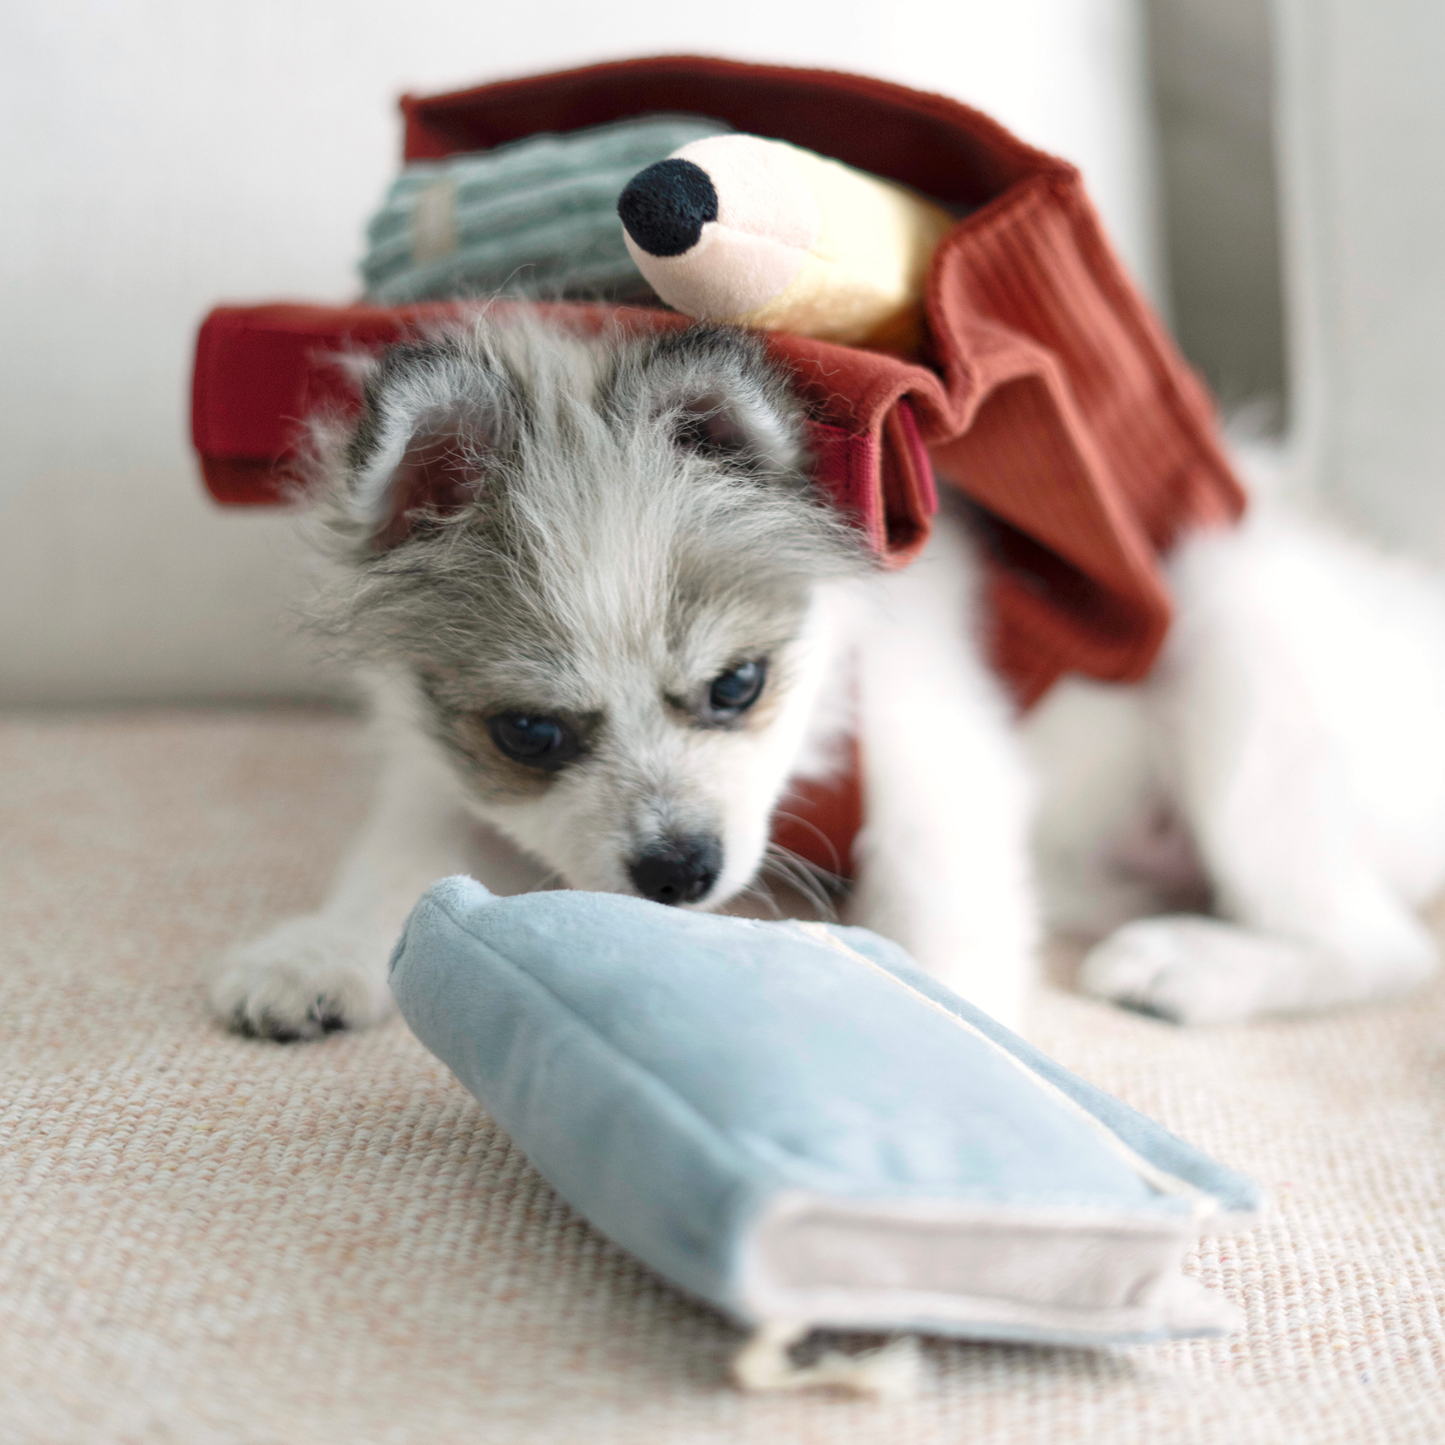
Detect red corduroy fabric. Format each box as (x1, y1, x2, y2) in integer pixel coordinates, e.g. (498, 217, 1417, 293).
(189, 56, 1246, 876)
(191, 302, 938, 558)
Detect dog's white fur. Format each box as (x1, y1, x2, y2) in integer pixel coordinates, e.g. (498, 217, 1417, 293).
(1032, 510, 1445, 1022)
(209, 316, 1445, 1039)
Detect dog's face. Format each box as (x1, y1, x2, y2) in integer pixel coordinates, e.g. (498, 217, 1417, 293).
(315, 316, 867, 907)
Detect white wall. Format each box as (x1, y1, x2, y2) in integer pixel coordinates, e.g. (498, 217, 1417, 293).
(0, 0, 1161, 703)
(1273, 0, 1445, 557)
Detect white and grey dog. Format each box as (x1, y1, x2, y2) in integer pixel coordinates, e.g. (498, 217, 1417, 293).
(210, 313, 1445, 1040)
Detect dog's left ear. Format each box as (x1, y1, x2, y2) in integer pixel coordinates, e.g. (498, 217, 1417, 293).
(343, 341, 497, 551)
(631, 326, 809, 479)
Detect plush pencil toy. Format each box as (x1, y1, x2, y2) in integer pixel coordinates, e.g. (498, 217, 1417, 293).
(618, 134, 957, 352)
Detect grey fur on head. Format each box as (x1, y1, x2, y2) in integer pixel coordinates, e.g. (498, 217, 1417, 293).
(308, 313, 869, 668)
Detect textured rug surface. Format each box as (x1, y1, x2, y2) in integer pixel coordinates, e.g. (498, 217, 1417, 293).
(2, 708, 1443, 1445)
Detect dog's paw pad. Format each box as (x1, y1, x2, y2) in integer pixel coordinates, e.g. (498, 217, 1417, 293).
(230, 995, 349, 1042)
(233, 1008, 305, 1044)
(317, 1002, 349, 1033)
(210, 918, 393, 1042)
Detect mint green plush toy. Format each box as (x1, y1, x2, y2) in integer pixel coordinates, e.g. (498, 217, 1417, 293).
(361, 115, 729, 304)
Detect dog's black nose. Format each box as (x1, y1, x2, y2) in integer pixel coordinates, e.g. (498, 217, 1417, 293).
(618, 158, 719, 258)
(628, 835, 723, 905)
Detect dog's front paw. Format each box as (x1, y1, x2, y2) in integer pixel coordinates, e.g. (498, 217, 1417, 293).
(209, 916, 395, 1041)
(1077, 915, 1288, 1025)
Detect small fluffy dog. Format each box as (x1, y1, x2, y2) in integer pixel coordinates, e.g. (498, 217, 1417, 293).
(210, 313, 1445, 1040)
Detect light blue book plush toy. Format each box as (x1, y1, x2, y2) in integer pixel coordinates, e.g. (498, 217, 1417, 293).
(390, 877, 1262, 1393)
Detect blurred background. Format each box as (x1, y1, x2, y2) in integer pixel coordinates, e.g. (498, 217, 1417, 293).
(2, 0, 1441, 704)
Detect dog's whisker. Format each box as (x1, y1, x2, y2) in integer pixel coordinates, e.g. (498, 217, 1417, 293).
(761, 843, 841, 922)
(732, 880, 785, 920)
(768, 808, 846, 878)
(764, 834, 847, 902)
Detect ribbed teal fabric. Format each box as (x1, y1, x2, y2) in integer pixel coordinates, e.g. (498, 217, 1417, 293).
(361, 115, 729, 304)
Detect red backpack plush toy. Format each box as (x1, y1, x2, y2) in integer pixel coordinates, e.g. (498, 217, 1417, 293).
(189, 55, 1244, 873)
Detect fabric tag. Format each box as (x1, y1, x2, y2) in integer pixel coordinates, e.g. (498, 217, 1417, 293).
(411, 180, 458, 264)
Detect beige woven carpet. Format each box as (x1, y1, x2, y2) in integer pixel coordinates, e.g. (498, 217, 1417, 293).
(3, 709, 1444, 1444)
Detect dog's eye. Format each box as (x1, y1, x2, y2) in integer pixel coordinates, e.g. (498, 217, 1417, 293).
(486, 713, 581, 769)
(707, 660, 766, 717)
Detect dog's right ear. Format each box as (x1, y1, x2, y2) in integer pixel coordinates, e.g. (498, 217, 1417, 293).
(628, 325, 809, 481)
(343, 342, 496, 552)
